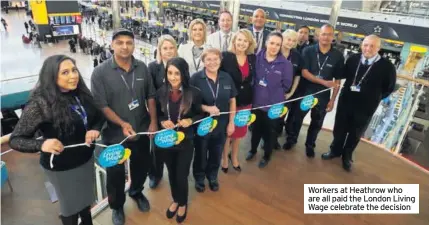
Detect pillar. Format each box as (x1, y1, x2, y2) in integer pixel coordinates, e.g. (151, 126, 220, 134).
(328, 0, 342, 28)
(220, 0, 228, 12)
(112, 0, 121, 29)
(226, 0, 240, 32)
(158, 0, 164, 22)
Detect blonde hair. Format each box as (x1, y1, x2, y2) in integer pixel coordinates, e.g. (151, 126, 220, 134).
(156, 35, 178, 63)
(282, 29, 299, 49)
(188, 19, 207, 44)
(228, 29, 256, 55)
(201, 48, 222, 62)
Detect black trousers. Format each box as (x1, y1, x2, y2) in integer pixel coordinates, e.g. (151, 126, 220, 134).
(287, 93, 329, 149)
(106, 135, 151, 209)
(193, 131, 226, 182)
(158, 141, 194, 206)
(284, 99, 300, 137)
(250, 109, 277, 160)
(330, 99, 372, 158)
(60, 206, 92, 225)
(149, 140, 164, 180)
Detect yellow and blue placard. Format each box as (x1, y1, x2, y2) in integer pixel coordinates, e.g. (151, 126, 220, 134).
(154, 130, 185, 148)
(197, 117, 218, 136)
(268, 104, 288, 119)
(98, 144, 131, 168)
(234, 110, 256, 127)
(300, 96, 319, 111)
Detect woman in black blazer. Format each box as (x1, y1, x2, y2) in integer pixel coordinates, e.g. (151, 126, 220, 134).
(219, 29, 256, 173)
(147, 34, 179, 188)
(155, 57, 204, 223)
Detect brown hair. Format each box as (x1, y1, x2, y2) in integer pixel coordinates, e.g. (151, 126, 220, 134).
(201, 48, 222, 62)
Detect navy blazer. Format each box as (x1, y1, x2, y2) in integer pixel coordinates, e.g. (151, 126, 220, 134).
(248, 27, 270, 53)
(220, 51, 256, 107)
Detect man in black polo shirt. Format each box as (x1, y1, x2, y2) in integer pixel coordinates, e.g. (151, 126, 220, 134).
(91, 29, 158, 225)
(322, 35, 396, 171)
(296, 25, 310, 54)
(284, 24, 344, 157)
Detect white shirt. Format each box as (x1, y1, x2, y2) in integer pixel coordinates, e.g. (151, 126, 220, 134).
(207, 30, 233, 51)
(252, 26, 264, 53)
(178, 41, 208, 76)
(361, 54, 380, 65)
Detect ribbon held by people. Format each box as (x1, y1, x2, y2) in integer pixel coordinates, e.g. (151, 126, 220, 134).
(49, 87, 334, 168)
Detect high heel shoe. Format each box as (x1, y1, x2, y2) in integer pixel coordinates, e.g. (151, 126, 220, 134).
(166, 202, 178, 219)
(221, 166, 228, 173)
(176, 204, 188, 223)
(228, 153, 242, 172)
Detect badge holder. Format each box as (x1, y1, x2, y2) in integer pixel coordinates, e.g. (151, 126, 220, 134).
(128, 99, 139, 111)
(259, 78, 267, 87)
(351, 85, 361, 92)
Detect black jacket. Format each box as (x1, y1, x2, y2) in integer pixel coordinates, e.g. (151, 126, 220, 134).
(155, 86, 204, 145)
(148, 61, 165, 90)
(220, 51, 255, 106)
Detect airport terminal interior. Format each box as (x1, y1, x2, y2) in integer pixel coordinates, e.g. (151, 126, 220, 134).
(1, 0, 429, 225)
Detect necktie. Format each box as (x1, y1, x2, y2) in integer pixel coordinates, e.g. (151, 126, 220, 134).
(364, 59, 369, 66)
(223, 34, 229, 51)
(255, 32, 260, 47)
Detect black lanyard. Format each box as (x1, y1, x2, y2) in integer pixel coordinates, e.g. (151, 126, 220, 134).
(205, 77, 219, 105)
(353, 55, 380, 87)
(316, 53, 329, 77)
(71, 97, 88, 130)
(119, 71, 136, 100)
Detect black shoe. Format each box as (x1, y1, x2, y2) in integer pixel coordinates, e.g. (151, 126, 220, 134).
(282, 142, 295, 151)
(228, 153, 242, 172)
(258, 158, 269, 168)
(149, 178, 161, 189)
(132, 195, 150, 212)
(195, 181, 205, 193)
(321, 151, 341, 160)
(274, 141, 281, 150)
(221, 166, 228, 173)
(112, 208, 125, 225)
(166, 202, 178, 219)
(306, 148, 315, 158)
(176, 205, 188, 223)
(245, 152, 256, 161)
(209, 180, 219, 192)
(342, 157, 353, 172)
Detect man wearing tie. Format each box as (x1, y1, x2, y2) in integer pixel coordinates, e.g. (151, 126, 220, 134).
(207, 10, 233, 51)
(248, 9, 269, 54)
(322, 35, 396, 171)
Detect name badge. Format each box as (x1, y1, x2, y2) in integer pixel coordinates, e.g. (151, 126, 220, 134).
(351, 85, 361, 92)
(259, 79, 267, 87)
(128, 99, 140, 111)
(274, 70, 281, 75)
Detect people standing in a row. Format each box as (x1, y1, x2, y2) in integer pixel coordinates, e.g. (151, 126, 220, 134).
(155, 57, 204, 223)
(246, 32, 293, 168)
(220, 29, 256, 173)
(91, 29, 158, 225)
(276, 29, 304, 149)
(191, 48, 237, 192)
(248, 9, 269, 54)
(284, 24, 343, 158)
(178, 19, 208, 75)
(148, 34, 179, 189)
(322, 35, 396, 171)
(207, 10, 233, 51)
(10, 55, 105, 225)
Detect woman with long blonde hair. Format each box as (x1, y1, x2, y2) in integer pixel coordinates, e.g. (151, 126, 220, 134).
(219, 29, 256, 173)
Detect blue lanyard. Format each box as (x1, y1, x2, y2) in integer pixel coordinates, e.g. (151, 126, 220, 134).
(205, 77, 219, 105)
(71, 96, 88, 130)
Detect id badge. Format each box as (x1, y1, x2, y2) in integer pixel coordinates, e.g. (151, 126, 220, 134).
(258, 79, 267, 87)
(350, 85, 361, 92)
(128, 99, 140, 111)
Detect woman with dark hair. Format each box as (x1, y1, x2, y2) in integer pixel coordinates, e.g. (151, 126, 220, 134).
(9, 55, 104, 225)
(246, 32, 294, 168)
(155, 57, 203, 223)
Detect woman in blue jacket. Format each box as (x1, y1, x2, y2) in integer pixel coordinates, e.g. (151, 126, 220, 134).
(245, 32, 294, 168)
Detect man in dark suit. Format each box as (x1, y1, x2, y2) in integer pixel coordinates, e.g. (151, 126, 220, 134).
(248, 9, 269, 54)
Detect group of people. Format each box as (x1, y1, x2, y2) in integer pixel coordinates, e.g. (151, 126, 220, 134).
(9, 8, 396, 225)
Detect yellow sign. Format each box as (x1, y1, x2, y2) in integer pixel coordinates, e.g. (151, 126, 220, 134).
(410, 45, 427, 53)
(29, 0, 49, 25)
(48, 12, 81, 17)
